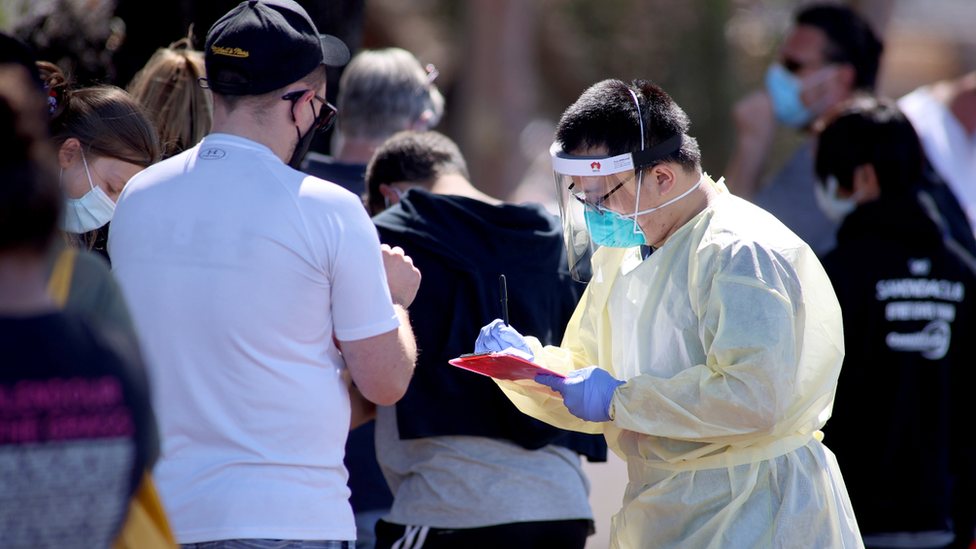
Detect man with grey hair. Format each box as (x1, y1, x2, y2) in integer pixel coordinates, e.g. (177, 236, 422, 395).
(301, 46, 444, 549)
(302, 47, 444, 198)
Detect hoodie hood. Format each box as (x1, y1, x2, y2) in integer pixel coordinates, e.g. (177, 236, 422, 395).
(373, 187, 567, 274)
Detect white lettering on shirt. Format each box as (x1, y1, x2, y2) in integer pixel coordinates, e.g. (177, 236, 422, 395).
(875, 278, 965, 302)
(884, 301, 956, 322)
(885, 320, 951, 360)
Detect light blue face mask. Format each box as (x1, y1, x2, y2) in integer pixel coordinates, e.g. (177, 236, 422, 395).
(765, 63, 839, 128)
(584, 207, 647, 248)
(584, 173, 704, 248)
(765, 64, 813, 128)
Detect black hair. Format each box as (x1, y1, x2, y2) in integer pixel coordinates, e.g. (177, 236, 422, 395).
(796, 4, 883, 91)
(815, 97, 922, 197)
(365, 130, 469, 215)
(555, 78, 700, 174)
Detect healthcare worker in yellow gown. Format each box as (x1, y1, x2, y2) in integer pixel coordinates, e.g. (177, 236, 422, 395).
(475, 79, 863, 548)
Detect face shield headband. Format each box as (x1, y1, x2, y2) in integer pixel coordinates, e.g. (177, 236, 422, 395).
(549, 134, 684, 186)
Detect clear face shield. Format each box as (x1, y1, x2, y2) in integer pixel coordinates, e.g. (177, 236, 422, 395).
(552, 144, 641, 282)
(551, 123, 685, 281)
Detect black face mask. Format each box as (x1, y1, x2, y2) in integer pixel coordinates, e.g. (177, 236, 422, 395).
(288, 123, 315, 170)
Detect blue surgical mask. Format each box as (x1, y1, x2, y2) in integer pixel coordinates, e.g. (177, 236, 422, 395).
(60, 150, 116, 234)
(584, 208, 647, 248)
(585, 172, 705, 248)
(765, 64, 813, 128)
(765, 63, 839, 128)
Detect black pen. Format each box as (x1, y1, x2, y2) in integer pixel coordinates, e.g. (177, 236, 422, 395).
(499, 274, 509, 326)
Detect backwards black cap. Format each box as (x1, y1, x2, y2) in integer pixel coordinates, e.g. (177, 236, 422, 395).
(204, 0, 350, 96)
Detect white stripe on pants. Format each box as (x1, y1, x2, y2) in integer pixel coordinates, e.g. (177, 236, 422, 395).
(390, 525, 430, 549)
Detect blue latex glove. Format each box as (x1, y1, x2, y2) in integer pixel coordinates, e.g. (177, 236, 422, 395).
(535, 366, 625, 423)
(475, 318, 533, 359)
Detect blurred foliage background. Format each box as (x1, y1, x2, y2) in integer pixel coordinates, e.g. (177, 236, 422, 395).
(3, 0, 975, 204)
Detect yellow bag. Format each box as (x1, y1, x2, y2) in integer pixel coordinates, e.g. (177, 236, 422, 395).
(47, 247, 177, 549)
(112, 472, 178, 549)
(46, 245, 77, 308)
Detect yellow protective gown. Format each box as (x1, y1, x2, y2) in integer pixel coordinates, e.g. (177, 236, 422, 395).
(496, 184, 862, 548)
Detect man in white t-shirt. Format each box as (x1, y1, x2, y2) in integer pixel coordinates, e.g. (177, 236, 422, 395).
(108, 2, 420, 548)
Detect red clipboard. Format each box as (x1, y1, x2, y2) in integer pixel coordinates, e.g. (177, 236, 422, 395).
(448, 352, 567, 381)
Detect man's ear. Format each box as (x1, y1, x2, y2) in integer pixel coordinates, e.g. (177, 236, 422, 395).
(301, 90, 318, 128)
(58, 138, 82, 169)
(646, 164, 677, 196)
(285, 88, 314, 128)
(852, 163, 881, 203)
(379, 184, 401, 205)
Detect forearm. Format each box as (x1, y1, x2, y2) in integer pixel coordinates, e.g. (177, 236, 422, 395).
(725, 90, 778, 199)
(345, 370, 378, 430)
(367, 305, 416, 405)
(391, 304, 417, 389)
(342, 305, 417, 407)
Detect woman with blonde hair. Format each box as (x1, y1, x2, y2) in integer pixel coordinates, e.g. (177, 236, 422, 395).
(128, 37, 212, 159)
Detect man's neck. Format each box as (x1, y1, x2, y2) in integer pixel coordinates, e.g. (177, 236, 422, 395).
(211, 117, 295, 163)
(810, 89, 857, 134)
(428, 174, 502, 205)
(211, 99, 297, 163)
(645, 171, 718, 249)
(333, 138, 383, 164)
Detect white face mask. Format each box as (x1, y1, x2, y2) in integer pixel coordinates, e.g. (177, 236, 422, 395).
(60, 151, 116, 234)
(814, 175, 861, 223)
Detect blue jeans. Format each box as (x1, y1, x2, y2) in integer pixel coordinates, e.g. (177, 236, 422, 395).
(182, 541, 351, 549)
